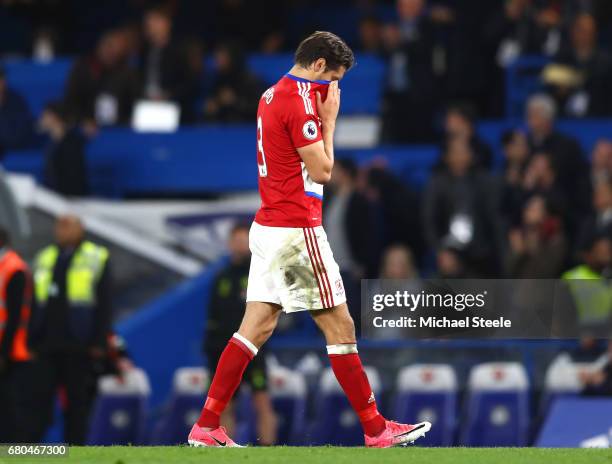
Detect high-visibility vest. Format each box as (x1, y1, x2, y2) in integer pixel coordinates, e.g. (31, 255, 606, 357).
(34, 241, 109, 308)
(562, 265, 612, 326)
(0, 249, 32, 361)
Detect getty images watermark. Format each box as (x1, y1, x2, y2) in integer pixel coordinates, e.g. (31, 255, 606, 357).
(361, 279, 612, 339)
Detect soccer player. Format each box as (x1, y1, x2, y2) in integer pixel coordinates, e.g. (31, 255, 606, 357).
(189, 31, 431, 448)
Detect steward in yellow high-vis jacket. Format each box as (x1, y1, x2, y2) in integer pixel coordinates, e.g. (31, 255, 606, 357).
(28, 215, 112, 445)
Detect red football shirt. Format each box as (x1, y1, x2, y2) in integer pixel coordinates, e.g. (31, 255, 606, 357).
(254, 74, 330, 228)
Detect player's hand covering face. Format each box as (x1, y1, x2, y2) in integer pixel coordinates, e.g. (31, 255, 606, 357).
(316, 80, 341, 126)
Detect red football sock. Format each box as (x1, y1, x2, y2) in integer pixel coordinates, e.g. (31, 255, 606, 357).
(197, 333, 257, 428)
(327, 344, 386, 437)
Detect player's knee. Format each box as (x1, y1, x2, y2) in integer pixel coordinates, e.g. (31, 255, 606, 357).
(242, 314, 278, 347)
(316, 307, 356, 343)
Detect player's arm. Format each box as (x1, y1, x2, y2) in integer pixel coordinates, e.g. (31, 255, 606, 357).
(297, 81, 341, 185)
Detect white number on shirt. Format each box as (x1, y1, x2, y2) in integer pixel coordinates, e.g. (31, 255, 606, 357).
(257, 116, 267, 177)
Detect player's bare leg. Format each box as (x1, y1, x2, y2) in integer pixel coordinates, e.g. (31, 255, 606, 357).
(311, 303, 431, 447)
(189, 302, 281, 447)
(236, 301, 282, 348)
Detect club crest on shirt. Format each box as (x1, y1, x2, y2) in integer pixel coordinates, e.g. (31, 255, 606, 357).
(302, 120, 318, 140)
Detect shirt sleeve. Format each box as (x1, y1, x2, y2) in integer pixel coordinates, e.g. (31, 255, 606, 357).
(286, 93, 323, 149)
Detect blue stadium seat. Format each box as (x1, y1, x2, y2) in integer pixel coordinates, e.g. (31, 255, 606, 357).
(87, 368, 150, 445)
(86, 127, 256, 197)
(2, 150, 44, 182)
(268, 364, 308, 445)
(230, 364, 307, 446)
(247, 53, 293, 86)
(461, 362, 530, 447)
(340, 54, 386, 114)
(150, 367, 209, 445)
(2, 58, 73, 116)
(393, 364, 457, 447)
(309, 366, 381, 446)
(348, 146, 439, 189)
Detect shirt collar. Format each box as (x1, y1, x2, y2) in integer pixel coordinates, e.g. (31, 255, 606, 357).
(285, 73, 330, 85)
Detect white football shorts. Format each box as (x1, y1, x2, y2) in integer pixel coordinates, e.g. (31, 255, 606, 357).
(246, 221, 346, 313)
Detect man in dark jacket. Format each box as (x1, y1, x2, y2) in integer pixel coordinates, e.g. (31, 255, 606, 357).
(550, 13, 612, 117)
(64, 28, 138, 127)
(39, 101, 88, 196)
(139, 7, 198, 124)
(437, 104, 494, 171)
(28, 215, 112, 444)
(324, 159, 377, 278)
(0, 66, 33, 155)
(380, 0, 437, 143)
(423, 138, 501, 276)
(525, 94, 590, 234)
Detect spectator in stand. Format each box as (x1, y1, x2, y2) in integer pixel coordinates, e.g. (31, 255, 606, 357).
(366, 164, 424, 264)
(324, 158, 377, 279)
(423, 138, 501, 277)
(505, 195, 567, 278)
(325, 159, 378, 319)
(521, 153, 567, 211)
(212, 0, 287, 53)
(436, 104, 493, 171)
(439, 1, 495, 115)
(499, 129, 531, 227)
(485, 0, 562, 114)
(0, 66, 33, 155)
(577, 179, 612, 253)
(64, 27, 138, 129)
(591, 139, 612, 184)
(525, 94, 590, 226)
(359, 16, 383, 54)
(203, 42, 264, 123)
(380, 0, 437, 143)
(502, 129, 530, 190)
(547, 13, 612, 117)
(139, 7, 199, 124)
(436, 247, 469, 278)
(580, 341, 612, 396)
(486, 0, 556, 67)
(39, 101, 88, 197)
(379, 244, 418, 279)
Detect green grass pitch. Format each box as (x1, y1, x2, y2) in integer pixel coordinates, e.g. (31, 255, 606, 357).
(2, 447, 611, 464)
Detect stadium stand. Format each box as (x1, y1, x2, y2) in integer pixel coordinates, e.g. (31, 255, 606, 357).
(310, 367, 382, 446)
(150, 367, 210, 445)
(393, 364, 457, 447)
(87, 368, 150, 445)
(461, 363, 530, 447)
